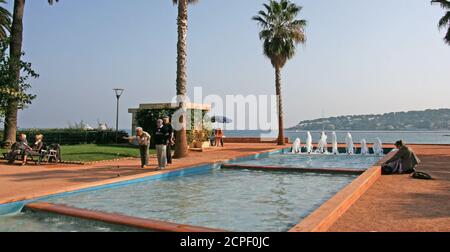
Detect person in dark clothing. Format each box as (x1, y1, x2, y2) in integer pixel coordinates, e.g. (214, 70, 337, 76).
(382, 140, 421, 174)
(7, 134, 30, 165)
(163, 117, 174, 164)
(154, 119, 169, 170)
(209, 130, 216, 147)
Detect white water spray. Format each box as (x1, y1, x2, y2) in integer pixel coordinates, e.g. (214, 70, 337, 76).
(317, 132, 328, 154)
(373, 138, 384, 156)
(306, 131, 313, 154)
(292, 138, 302, 154)
(345, 132, 355, 155)
(360, 139, 369, 155)
(332, 131, 339, 155)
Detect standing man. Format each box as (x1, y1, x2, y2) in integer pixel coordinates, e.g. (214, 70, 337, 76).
(125, 127, 151, 168)
(155, 119, 169, 170)
(163, 117, 174, 165)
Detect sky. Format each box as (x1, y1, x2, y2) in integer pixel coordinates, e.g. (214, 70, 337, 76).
(4, 0, 450, 130)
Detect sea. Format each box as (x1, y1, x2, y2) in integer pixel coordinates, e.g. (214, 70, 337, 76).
(124, 129, 450, 144)
(224, 130, 450, 145)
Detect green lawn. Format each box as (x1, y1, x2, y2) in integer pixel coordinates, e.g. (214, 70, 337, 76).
(60, 144, 155, 162)
(1, 144, 155, 163)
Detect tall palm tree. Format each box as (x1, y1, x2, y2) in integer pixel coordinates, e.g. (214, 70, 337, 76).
(431, 0, 450, 45)
(0, 0, 11, 40)
(3, 0, 58, 146)
(172, 0, 197, 158)
(253, 0, 307, 145)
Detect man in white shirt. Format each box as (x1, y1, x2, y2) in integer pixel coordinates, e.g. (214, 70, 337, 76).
(126, 127, 151, 168)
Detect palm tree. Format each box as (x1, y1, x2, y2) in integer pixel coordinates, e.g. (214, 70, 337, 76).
(0, 0, 11, 40)
(432, 0, 450, 45)
(3, 0, 58, 146)
(253, 0, 307, 145)
(172, 0, 198, 158)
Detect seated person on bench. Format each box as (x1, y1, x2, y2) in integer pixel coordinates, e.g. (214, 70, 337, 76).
(7, 133, 30, 165)
(22, 134, 45, 165)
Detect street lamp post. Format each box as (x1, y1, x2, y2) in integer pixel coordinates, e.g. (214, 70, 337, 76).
(113, 88, 125, 144)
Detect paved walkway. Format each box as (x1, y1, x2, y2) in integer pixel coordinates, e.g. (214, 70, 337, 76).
(0, 143, 285, 205)
(329, 145, 450, 232)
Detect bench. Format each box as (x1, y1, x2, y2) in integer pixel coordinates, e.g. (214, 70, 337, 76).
(2, 151, 43, 165)
(3, 146, 61, 165)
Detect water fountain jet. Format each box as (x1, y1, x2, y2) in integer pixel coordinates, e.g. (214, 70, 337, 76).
(317, 132, 328, 154)
(332, 131, 339, 155)
(306, 132, 313, 154)
(360, 139, 369, 155)
(373, 138, 384, 156)
(292, 138, 302, 154)
(345, 132, 355, 155)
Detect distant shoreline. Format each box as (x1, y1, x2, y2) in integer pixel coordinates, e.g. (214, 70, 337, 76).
(284, 129, 450, 133)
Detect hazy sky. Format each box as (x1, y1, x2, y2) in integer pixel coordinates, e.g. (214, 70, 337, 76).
(5, 0, 450, 130)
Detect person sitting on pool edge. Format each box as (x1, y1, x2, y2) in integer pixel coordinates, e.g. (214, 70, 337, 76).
(381, 140, 421, 175)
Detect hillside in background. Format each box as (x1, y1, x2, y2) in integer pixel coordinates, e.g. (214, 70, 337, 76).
(289, 109, 450, 131)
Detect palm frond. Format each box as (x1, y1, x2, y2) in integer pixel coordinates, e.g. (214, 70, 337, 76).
(48, 0, 59, 5)
(253, 0, 307, 68)
(0, 0, 10, 40)
(431, 0, 450, 9)
(445, 26, 450, 44)
(432, 1, 450, 45)
(438, 11, 450, 29)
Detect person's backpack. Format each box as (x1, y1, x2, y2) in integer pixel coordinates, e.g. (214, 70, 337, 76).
(412, 171, 433, 180)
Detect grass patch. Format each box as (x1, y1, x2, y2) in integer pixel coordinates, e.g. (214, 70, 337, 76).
(1, 144, 154, 163)
(60, 144, 155, 162)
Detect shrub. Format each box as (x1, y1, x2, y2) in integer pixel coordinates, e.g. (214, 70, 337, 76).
(135, 108, 211, 147)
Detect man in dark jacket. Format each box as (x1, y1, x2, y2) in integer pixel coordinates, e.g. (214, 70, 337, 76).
(154, 119, 169, 170)
(382, 140, 421, 174)
(163, 117, 174, 165)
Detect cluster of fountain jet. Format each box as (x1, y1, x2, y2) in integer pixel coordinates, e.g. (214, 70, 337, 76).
(291, 132, 384, 156)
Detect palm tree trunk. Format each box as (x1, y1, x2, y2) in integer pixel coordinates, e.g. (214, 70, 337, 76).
(174, 0, 189, 158)
(275, 66, 285, 145)
(3, 0, 25, 146)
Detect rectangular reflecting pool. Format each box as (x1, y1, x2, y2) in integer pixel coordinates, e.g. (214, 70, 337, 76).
(42, 168, 356, 232)
(229, 154, 383, 170)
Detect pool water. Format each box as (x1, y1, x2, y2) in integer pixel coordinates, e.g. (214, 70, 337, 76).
(229, 154, 383, 170)
(0, 210, 144, 232)
(46, 169, 356, 232)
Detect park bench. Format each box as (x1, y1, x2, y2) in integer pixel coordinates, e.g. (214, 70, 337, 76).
(2, 143, 62, 165)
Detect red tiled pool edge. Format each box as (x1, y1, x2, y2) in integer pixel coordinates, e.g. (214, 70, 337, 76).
(25, 202, 227, 232)
(288, 153, 394, 232)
